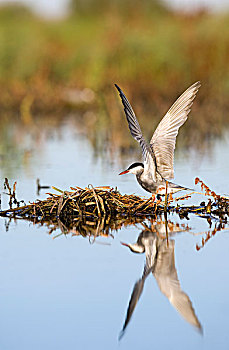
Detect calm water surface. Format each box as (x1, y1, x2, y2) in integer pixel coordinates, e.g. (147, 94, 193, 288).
(0, 116, 229, 350)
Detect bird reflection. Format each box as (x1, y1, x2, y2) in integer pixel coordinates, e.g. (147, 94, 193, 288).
(119, 220, 202, 339)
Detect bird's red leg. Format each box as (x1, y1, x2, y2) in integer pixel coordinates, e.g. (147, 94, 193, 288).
(168, 193, 173, 202)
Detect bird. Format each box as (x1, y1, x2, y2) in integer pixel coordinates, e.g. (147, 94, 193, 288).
(115, 82, 201, 196)
(119, 221, 202, 340)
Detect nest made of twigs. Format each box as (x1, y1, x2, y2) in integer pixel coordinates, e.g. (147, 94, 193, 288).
(0, 185, 161, 220)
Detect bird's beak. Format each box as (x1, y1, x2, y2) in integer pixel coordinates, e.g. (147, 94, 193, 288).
(119, 169, 129, 175)
(120, 241, 129, 247)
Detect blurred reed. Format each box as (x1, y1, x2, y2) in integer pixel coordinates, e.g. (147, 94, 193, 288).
(0, 1, 229, 159)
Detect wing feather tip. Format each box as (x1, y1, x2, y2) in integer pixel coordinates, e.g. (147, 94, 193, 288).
(190, 81, 201, 90)
(114, 83, 123, 96)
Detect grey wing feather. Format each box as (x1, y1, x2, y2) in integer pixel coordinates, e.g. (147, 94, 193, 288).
(154, 240, 202, 331)
(119, 258, 155, 341)
(115, 84, 157, 179)
(118, 276, 145, 340)
(150, 82, 201, 180)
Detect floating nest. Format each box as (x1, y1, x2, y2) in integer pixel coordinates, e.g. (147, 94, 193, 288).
(0, 179, 229, 248)
(0, 179, 228, 226)
(0, 184, 160, 220)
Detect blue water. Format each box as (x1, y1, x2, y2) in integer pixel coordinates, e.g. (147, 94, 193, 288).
(0, 117, 229, 350)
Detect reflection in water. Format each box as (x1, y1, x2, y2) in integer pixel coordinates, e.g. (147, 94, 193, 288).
(119, 220, 202, 340)
(195, 220, 229, 251)
(3, 212, 205, 337)
(0, 111, 227, 180)
(3, 203, 228, 251)
(4, 214, 147, 241)
(2, 202, 229, 342)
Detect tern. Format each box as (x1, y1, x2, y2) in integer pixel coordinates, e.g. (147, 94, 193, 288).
(115, 82, 201, 196)
(119, 222, 202, 339)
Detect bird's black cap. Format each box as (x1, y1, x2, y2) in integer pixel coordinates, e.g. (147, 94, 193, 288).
(127, 162, 144, 170)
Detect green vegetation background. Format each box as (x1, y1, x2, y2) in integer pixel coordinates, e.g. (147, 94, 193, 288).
(0, 0, 229, 151)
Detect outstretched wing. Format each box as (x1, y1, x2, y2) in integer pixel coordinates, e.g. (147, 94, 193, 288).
(119, 260, 155, 341)
(115, 84, 157, 180)
(118, 276, 145, 341)
(154, 239, 202, 331)
(150, 82, 201, 180)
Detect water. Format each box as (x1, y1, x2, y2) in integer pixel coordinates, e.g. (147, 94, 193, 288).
(0, 115, 229, 350)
